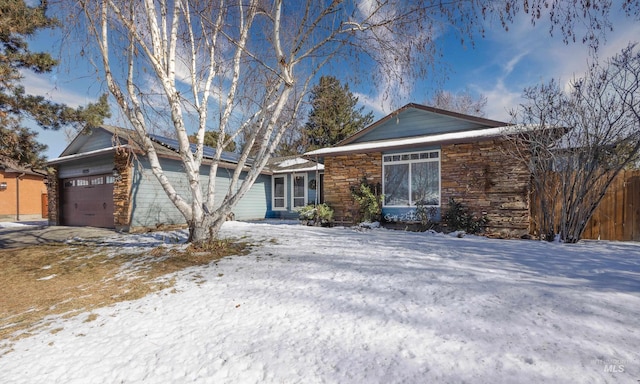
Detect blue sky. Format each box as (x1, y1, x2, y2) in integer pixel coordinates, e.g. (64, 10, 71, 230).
(21, 6, 640, 160)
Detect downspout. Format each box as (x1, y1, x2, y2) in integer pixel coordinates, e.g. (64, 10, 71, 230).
(315, 156, 319, 205)
(16, 172, 25, 221)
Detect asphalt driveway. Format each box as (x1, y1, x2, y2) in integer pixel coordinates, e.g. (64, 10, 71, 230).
(0, 224, 117, 249)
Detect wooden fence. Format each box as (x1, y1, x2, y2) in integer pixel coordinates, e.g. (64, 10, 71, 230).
(530, 170, 640, 241)
(582, 170, 640, 241)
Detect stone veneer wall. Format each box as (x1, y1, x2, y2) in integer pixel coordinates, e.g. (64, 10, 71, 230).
(323, 152, 382, 224)
(113, 149, 133, 231)
(323, 139, 531, 237)
(440, 138, 531, 237)
(47, 167, 59, 226)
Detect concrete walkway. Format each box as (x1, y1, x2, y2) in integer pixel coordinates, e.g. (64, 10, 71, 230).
(0, 223, 117, 249)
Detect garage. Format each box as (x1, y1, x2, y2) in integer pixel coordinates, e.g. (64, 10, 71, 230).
(61, 174, 115, 228)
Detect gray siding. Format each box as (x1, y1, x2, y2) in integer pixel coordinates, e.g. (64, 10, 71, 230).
(129, 159, 269, 228)
(233, 173, 270, 220)
(352, 109, 492, 143)
(129, 159, 189, 227)
(76, 130, 119, 153)
(57, 155, 114, 178)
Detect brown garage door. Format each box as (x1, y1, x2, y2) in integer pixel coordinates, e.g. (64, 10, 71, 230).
(62, 174, 115, 228)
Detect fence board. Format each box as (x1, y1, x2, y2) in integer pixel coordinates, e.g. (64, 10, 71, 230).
(628, 176, 640, 241)
(530, 170, 640, 241)
(615, 175, 625, 241)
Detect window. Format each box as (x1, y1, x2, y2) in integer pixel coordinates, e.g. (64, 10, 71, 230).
(292, 173, 307, 208)
(383, 150, 440, 207)
(273, 176, 286, 210)
(91, 176, 104, 185)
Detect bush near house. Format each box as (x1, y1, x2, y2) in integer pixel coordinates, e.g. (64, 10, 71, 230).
(442, 198, 488, 234)
(297, 203, 334, 227)
(415, 200, 440, 231)
(350, 178, 383, 223)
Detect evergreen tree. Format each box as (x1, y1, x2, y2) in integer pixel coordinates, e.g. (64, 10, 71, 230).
(188, 131, 236, 153)
(0, 0, 110, 167)
(303, 76, 373, 151)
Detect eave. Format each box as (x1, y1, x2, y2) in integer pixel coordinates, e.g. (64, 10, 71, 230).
(304, 126, 521, 157)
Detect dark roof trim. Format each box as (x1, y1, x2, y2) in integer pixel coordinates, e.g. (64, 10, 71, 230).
(0, 157, 47, 177)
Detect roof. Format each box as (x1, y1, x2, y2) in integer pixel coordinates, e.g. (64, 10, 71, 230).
(267, 156, 324, 173)
(305, 125, 520, 157)
(50, 125, 248, 166)
(339, 103, 509, 146)
(0, 156, 47, 177)
(148, 133, 245, 164)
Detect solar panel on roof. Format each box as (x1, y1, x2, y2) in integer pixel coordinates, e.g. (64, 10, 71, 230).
(148, 133, 247, 164)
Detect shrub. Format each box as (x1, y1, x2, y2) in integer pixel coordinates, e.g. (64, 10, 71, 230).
(415, 200, 439, 231)
(350, 178, 383, 223)
(442, 198, 488, 234)
(297, 203, 334, 226)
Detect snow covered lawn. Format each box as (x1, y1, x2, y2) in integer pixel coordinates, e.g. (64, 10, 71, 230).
(1, 221, 639, 383)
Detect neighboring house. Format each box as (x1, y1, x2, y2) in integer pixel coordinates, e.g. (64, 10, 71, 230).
(266, 156, 324, 219)
(47, 125, 320, 230)
(0, 156, 48, 221)
(305, 103, 531, 238)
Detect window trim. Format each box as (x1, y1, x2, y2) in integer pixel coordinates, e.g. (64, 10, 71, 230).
(291, 173, 308, 209)
(382, 149, 441, 208)
(272, 175, 287, 211)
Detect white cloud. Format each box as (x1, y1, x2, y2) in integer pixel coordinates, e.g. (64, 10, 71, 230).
(354, 91, 397, 119)
(462, 7, 640, 120)
(503, 50, 529, 76)
(480, 80, 522, 121)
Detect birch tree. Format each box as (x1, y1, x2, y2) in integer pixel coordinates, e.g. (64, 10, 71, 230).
(67, 0, 638, 244)
(508, 44, 640, 242)
(426, 89, 487, 117)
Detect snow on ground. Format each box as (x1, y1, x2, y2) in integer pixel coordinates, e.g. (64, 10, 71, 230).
(1, 221, 639, 383)
(0, 221, 47, 228)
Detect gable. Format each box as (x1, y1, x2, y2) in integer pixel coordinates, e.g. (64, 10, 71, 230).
(343, 103, 507, 145)
(60, 126, 129, 157)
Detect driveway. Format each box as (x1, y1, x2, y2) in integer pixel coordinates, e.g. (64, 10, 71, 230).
(0, 223, 117, 249)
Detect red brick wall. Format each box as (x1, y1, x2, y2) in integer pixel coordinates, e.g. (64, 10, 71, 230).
(0, 171, 47, 216)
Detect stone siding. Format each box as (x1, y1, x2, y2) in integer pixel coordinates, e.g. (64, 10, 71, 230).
(47, 168, 60, 225)
(322, 139, 531, 237)
(441, 139, 531, 237)
(324, 153, 382, 224)
(113, 149, 133, 231)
